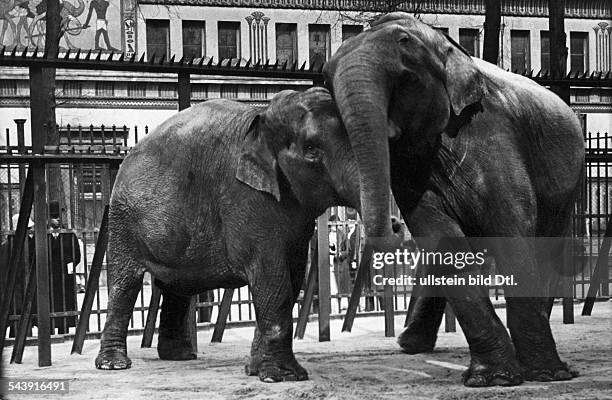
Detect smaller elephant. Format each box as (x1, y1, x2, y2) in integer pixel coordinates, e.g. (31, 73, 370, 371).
(95, 88, 359, 382)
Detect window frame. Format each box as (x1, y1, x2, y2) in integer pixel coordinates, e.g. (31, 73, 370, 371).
(218, 21, 241, 61)
(275, 23, 297, 66)
(182, 20, 206, 60)
(146, 19, 170, 60)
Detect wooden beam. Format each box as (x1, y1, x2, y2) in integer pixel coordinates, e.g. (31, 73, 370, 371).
(317, 211, 330, 341)
(582, 216, 612, 316)
(444, 303, 456, 332)
(71, 206, 109, 354)
(141, 282, 161, 348)
(0, 171, 33, 354)
(211, 289, 234, 343)
(10, 257, 37, 363)
(295, 236, 318, 339)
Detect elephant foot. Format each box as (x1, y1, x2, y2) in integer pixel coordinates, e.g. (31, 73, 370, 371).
(462, 359, 523, 387)
(95, 349, 132, 370)
(397, 329, 436, 354)
(157, 336, 197, 361)
(245, 357, 309, 383)
(523, 362, 579, 382)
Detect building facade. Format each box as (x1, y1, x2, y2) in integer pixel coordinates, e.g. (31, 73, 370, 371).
(0, 0, 610, 141)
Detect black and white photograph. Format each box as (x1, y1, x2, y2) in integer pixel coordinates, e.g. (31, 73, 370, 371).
(0, 0, 611, 398)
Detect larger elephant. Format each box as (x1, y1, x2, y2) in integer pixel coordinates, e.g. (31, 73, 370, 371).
(323, 13, 585, 387)
(95, 87, 359, 382)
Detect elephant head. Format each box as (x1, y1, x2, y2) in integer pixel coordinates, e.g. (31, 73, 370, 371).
(236, 87, 360, 214)
(322, 12, 486, 240)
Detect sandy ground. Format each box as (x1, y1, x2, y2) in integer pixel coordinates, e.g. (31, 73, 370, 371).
(2, 300, 612, 400)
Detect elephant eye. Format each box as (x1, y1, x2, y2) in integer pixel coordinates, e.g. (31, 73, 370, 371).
(304, 143, 323, 161)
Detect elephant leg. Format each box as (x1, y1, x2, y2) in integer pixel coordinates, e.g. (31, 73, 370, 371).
(157, 282, 197, 361)
(245, 244, 308, 383)
(506, 298, 577, 381)
(400, 292, 445, 354)
(397, 193, 522, 386)
(95, 247, 145, 370)
(493, 240, 577, 382)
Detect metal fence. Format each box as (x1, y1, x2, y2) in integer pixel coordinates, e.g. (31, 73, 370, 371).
(1, 123, 610, 342)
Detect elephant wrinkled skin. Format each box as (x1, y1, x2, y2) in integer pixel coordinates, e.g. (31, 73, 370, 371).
(94, 88, 359, 383)
(323, 13, 585, 387)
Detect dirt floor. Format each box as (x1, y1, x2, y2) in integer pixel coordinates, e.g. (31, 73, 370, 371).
(2, 300, 612, 400)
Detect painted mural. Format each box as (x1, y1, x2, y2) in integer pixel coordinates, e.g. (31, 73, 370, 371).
(0, 0, 122, 51)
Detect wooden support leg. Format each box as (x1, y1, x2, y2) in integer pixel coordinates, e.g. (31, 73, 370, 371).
(342, 247, 371, 333)
(188, 296, 197, 352)
(582, 216, 612, 316)
(444, 303, 456, 333)
(10, 257, 37, 363)
(71, 206, 109, 355)
(141, 282, 161, 348)
(295, 237, 318, 339)
(211, 289, 234, 343)
(0, 170, 33, 354)
(317, 213, 330, 342)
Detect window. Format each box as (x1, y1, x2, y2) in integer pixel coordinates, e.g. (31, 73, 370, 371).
(218, 22, 240, 60)
(62, 81, 82, 96)
(127, 82, 146, 97)
(342, 25, 363, 42)
(459, 28, 479, 57)
(540, 31, 550, 73)
(95, 82, 114, 96)
(570, 32, 588, 75)
(0, 80, 17, 96)
(158, 83, 177, 98)
(220, 84, 238, 99)
(182, 21, 205, 59)
(511, 30, 531, 74)
(309, 24, 330, 68)
(276, 23, 297, 66)
(146, 19, 169, 60)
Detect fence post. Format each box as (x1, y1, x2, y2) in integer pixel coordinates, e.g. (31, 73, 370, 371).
(177, 71, 197, 351)
(15, 119, 26, 195)
(317, 210, 330, 342)
(30, 66, 52, 367)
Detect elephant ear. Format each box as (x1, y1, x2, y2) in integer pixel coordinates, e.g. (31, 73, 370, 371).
(444, 42, 486, 134)
(235, 115, 281, 201)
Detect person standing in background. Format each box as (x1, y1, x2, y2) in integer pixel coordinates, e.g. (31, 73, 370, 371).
(47, 201, 81, 334)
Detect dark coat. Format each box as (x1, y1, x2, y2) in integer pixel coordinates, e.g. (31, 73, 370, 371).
(0, 231, 81, 335)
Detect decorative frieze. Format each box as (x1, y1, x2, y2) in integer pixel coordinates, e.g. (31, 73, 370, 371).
(137, 0, 611, 19)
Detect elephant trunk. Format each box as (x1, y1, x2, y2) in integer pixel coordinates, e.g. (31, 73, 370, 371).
(332, 61, 393, 240)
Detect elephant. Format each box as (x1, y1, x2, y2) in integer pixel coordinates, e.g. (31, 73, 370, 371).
(94, 87, 359, 382)
(323, 13, 585, 387)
